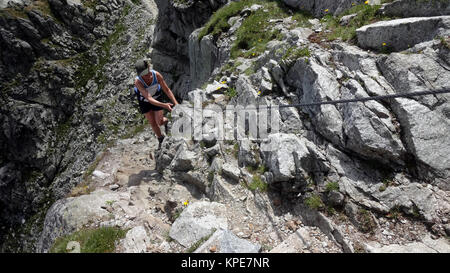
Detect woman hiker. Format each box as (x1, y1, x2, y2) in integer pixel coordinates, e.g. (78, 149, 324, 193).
(134, 59, 178, 148)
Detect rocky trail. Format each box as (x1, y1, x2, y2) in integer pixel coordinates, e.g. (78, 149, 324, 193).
(38, 126, 343, 253)
(37, 122, 450, 253)
(1, 0, 450, 254)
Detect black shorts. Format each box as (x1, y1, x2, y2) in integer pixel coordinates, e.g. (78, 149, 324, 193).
(138, 99, 164, 114)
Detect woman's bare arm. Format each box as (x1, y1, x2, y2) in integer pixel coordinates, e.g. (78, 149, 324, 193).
(135, 79, 172, 110)
(156, 72, 179, 106)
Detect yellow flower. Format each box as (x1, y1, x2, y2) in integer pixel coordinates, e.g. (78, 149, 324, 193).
(382, 42, 386, 46)
(365, 0, 369, 4)
(324, 9, 329, 12)
(252, 53, 256, 56)
(257, 90, 262, 95)
(221, 81, 227, 84)
(183, 200, 189, 206)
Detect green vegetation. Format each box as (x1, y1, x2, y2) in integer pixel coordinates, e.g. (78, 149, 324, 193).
(81, 0, 100, 10)
(74, 5, 130, 91)
(318, 3, 390, 43)
(232, 143, 240, 159)
(105, 200, 116, 206)
(353, 241, 366, 253)
(325, 181, 340, 193)
(386, 205, 401, 221)
(247, 175, 268, 192)
(220, 60, 243, 75)
(164, 231, 174, 242)
(186, 228, 217, 253)
(357, 208, 376, 234)
(439, 36, 450, 50)
(120, 119, 148, 140)
(225, 87, 237, 98)
(282, 46, 310, 61)
(199, 0, 312, 59)
(326, 206, 337, 216)
(304, 194, 325, 210)
(199, 0, 259, 41)
(207, 171, 215, 185)
(379, 178, 394, 192)
(246, 164, 266, 175)
(50, 227, 127, 253)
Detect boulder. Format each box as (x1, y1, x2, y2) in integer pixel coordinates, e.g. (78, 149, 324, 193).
(339, 80, 405, 165)
(377, 53, 450, 189)
(221, 163, 241, 182)
(356, 16, 450, 52)
(238, 139, 260, 168)
(365, 235, 450, 253)
(260, 133, 315, 182)
(37, 190, 127, 253)
(169, 201, 228, 248)
(121, 226, 150, 253)
(194, 228, 261, 253)
(380, 0, 450, 17)
(287, 58, 344, 146)
(189, 30, 220, 89)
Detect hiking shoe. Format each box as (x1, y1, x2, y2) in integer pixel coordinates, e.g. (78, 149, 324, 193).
(157, 135, 165, 150)
(163, 118, 169, 135)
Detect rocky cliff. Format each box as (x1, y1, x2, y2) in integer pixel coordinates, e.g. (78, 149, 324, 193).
(0, 0, 157, 251)
(2, 0, 450, 253)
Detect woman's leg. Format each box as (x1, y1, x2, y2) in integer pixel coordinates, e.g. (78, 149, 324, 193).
(154, 110, 168, 126)
(144, 111, 162, 138)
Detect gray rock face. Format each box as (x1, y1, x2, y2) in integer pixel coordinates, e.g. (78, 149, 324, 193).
(1, 0, 156, 251)
(377, 53, 450, 189)
(37, 190, 126, 253)
(194, 228, 261, 253)
(287, 57, 344, 146)
(380, 0, 450, 17)
(189, 30, 220, 90)
(121, 226, 150, 253)
(260, 133, 324, 184)
(221, 163, 241, 182)
(0, 0, 27, 9)
(282, 0, 366, 18)
(151, 0, 227, 97)
(366, 235, 450, 253)
(339, 80, 405, 165)
(169, 201, 228, 248)
(356, 16, 450, 52)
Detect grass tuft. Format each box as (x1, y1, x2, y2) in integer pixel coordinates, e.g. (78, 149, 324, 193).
(50, 227, 127, 253)
(304, 194, 325, 210)
(198, 0, 312, 59)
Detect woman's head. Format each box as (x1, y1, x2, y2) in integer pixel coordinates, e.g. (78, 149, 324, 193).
(135, 59, 150, 77)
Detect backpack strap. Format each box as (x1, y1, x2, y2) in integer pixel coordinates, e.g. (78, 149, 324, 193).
(137, 76, 148, 88)
(151, 70, 158, 85)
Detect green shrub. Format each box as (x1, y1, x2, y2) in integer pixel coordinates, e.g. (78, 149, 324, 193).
(198, 0, 312, 59)
(358, 209, 376, 233)
(225, 87, 237, 98)
(207, 171, 215, 184)
(304, 194, 325, 210)
(248, 175, 268, 192)
(282, 46, 310, 61)
(319, 3, 390, 43)
(50, 227, 127, 253)
(325, 181, 340, 192)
